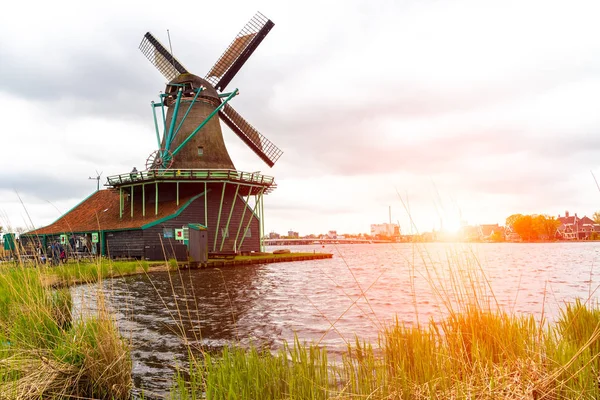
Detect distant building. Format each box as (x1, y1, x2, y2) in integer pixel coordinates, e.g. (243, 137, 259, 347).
(287, 230, 299, 238)
(370, 223, 400, 237)
(557, 211, 600, 240)
(269, 232, 280, 239)
(327, 230, 337, 239)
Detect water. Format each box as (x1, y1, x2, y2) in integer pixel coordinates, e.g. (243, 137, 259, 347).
(71, 242, 600, 396)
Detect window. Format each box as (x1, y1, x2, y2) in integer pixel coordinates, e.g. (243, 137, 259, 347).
(163, 228, 174, 239)
(244, 229, 251, 238)
(198, 146, 204, 157)
(221, 228, 229, 238)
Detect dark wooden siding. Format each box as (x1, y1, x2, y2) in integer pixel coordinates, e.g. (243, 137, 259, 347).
(201, 183, 260, 252)
(105, 230, 144, 259)
(143, 226, 188, 261)
(142, 183, 260, 260)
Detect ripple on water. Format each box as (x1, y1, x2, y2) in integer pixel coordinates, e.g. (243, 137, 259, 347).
(70, 242, 600, 395)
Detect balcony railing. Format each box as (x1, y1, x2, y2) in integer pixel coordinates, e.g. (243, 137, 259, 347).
(106, 169, 275, 187)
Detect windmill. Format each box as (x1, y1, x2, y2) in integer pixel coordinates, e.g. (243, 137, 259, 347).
(20, 12, 281, 261)
(138, 12, 282, 171)
(88, 170, 103, 191)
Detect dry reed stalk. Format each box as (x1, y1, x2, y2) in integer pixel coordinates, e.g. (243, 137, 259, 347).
(0, 353, 81, 399)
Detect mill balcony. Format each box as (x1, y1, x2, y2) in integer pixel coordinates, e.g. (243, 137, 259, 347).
(106, 169, 276, 193)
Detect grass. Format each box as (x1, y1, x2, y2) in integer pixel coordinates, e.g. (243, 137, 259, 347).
(4, 243, 600, 399)
(0, 263, 131, 399)
(45, 259, 165, 286)
(169, 246, 600, 400)
(170, 302, 600, 399)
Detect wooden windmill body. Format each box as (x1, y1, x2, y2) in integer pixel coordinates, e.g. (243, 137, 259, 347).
(23, 13, 282, 261)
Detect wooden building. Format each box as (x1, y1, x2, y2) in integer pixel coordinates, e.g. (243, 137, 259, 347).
(23, 13, 282, 260)
(25, 171, 273, 260)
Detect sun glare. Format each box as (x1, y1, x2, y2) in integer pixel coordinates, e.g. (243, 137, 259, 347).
(443, 218, 462, 234)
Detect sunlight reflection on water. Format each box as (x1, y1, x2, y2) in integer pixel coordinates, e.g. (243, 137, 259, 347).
(71, 242, 600, 396)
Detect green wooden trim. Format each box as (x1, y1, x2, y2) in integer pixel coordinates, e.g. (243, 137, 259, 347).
(188, 223, 207, 231)
(119, 187, 123, 219)
(213, 183, 227, 252)
(173, 87, 204, 137)
(233, 192, 251, 252)
(165, 88, 183, 152)
(109, 179, 269, 186)
(160, 100, 167, 139)
(260, 193, 265, 251)
(239, 188, 264, 249)
(102, 227, 141, 233)
(108, 169, 274, 181)
(130, 186, 134, 218)
(151, 101, 162, 149)
(220, 184, 240, 252)
(171, 89, 239, 157)
(25, 230, 94, 237)
(141, 190, 209, 230)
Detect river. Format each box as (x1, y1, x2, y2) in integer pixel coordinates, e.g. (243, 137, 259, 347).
(71, 242, 600, 396)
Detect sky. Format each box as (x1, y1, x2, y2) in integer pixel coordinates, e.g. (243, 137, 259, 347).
(1, 0, 600, 235)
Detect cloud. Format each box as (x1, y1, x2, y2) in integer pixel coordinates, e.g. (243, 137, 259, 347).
(2, 0, 600, 234)
(0, 173, 92, 203)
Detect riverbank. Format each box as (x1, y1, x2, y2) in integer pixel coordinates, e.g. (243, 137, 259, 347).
(173, 298, 600, 399)
(0, 264, 131, 398)
(4, 243, 600, 398)
(205, 252, 332, 267)
(4, 251, 334, 288)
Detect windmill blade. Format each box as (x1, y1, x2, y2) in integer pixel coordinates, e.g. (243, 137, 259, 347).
(139, 32, 189, 81)
(206, 12, 274, 91)
(219, 104, 283, 167)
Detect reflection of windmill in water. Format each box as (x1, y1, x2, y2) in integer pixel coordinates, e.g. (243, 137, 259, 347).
(24, 13, 281, 260)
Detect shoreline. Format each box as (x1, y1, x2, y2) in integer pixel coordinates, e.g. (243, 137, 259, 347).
(38, 251, 333, 288)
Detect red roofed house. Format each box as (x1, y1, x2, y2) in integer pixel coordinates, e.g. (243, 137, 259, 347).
(556, 211, 600, 240)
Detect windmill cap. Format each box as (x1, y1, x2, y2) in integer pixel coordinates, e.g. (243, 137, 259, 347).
(166, 73, 220, 102)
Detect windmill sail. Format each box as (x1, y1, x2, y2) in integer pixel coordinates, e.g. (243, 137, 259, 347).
(219, 104, 283, 167)
(206, 12, 274, 91)
(139, 32, 189, 81)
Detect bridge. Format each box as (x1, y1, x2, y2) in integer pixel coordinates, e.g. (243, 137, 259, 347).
(263, 238, 393, 246)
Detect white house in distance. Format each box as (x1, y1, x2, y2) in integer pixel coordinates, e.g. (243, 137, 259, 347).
(370, 223, 400, 237)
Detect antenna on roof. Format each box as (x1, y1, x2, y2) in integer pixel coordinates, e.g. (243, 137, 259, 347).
(88, 170, 103, 191)
(167, 29, 176, 71)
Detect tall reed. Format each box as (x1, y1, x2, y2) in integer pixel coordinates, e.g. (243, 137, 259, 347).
(169, 245, 600, 400)
(0, 260, 132, 399)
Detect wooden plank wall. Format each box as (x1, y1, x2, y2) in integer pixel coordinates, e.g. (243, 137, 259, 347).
(105, 230, 144, 259)
(144, 183, 260, 257)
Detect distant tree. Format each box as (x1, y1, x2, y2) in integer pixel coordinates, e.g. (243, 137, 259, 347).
(593, 211, 600, 224)
(533, 214, 560, 239)
(506, 214, 559, 241)
(509, 214, 536, 241)
(489, 230, 504, 242)
(506, 214, 524, 230)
